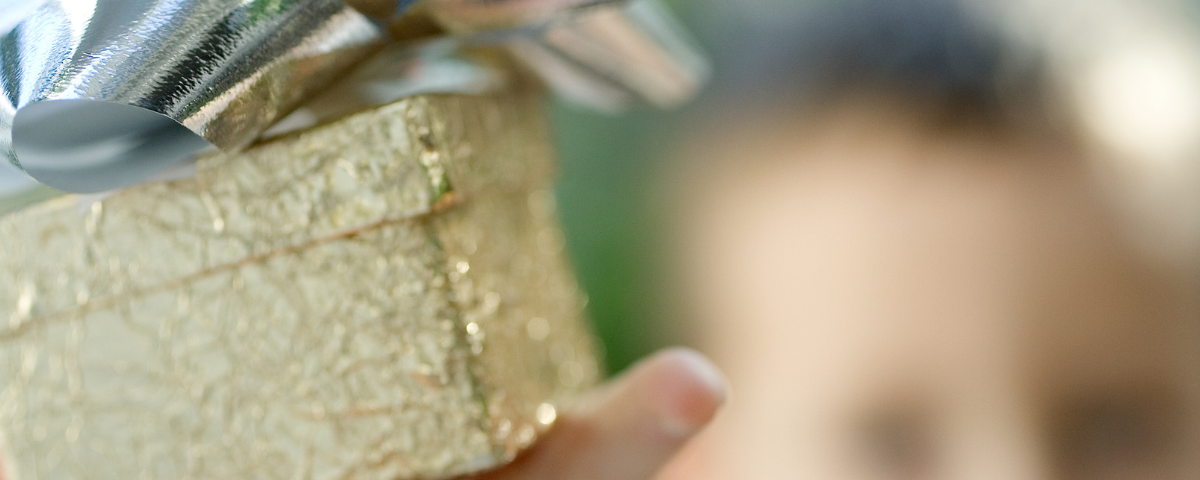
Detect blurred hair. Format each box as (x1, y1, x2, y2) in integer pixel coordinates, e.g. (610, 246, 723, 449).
(697, 0, 1055, 132)
(677, 0, 1200, 266)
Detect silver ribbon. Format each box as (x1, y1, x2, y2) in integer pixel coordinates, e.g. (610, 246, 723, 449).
(0, 0, 385, 193)
(265, 0, 709, 138)
(0, 0, 705, 194)
(504, 0, 710, 110)
(426, 0, 708, 109)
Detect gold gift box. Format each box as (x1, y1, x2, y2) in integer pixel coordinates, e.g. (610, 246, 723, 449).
(0, 85, 600, 479)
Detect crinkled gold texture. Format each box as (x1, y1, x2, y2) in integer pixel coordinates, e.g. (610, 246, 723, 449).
(0, 88, 600, 480)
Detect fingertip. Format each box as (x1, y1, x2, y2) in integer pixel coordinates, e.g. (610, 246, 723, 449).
(483, 349, 729, 480)
(657, 348, 728, 405)
(635, 348, 728, 439)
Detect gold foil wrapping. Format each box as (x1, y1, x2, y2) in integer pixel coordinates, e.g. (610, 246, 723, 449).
(0, 87, 600, 479)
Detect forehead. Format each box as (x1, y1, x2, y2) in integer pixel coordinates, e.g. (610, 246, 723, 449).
(682, 116, 1199, 401)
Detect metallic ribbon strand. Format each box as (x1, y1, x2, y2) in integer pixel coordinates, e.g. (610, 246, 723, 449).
(0, 0, 706, 195)
(0, 0, 385, 193)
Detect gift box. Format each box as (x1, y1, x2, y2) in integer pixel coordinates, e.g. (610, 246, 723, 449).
(0, 82, 601, 480)
(0, 0, 705, 478)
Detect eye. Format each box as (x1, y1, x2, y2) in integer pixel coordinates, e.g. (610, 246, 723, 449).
(1051, 391, 1182, 474)
(857, 408, 934, 479)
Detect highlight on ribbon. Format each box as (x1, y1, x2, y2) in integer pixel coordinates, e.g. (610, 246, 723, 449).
(0, 0, 707, 195)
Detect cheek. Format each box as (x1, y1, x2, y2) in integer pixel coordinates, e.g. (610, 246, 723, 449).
(703, 355, 854, 479)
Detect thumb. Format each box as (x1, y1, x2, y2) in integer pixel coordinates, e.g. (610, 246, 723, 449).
(475, 348, 727, 480)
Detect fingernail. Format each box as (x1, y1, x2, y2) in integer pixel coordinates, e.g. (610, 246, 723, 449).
(670, 348, 728, 403)
(655, 348, 728, 439)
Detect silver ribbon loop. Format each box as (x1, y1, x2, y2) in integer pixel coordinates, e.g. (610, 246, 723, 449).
(506, 0, 710, 110)
(0, 0, 706, 194)
(0, 0, 384, 193)
(426, 0, 617, 32)
(426, 0, 709, 110)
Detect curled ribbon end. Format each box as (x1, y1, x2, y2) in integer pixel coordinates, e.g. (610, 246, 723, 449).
(12, 100, 212, 194)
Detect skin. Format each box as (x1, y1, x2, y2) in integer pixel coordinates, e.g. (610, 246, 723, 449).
(658, 103, 1200, 480)
(463, 348, 727, 480)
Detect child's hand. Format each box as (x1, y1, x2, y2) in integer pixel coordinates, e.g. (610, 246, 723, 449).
(464, 348, 727, 480)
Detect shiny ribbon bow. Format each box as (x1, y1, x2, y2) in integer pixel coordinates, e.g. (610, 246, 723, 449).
(0, 0, 706, 194)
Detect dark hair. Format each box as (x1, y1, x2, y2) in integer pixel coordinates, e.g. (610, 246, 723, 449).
(698, 0, 1051, 129)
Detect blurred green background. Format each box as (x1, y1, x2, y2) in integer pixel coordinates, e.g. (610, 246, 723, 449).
(550, 103, 676, 377)
(548, 0, 699, 376)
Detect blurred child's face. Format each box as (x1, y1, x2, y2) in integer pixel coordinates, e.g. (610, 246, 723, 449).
(662, 107, 1200, 480)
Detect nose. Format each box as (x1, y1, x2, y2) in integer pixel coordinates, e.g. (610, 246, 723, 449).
(943, 405, 1056, 480)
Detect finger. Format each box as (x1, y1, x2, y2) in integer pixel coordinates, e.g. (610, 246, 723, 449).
(478, 348, 727, 480)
